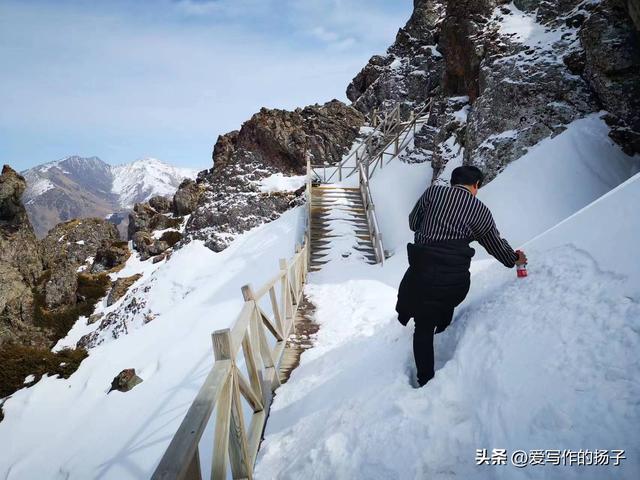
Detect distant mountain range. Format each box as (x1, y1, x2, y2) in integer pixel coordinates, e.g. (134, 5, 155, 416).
(22, 156, 197, 237)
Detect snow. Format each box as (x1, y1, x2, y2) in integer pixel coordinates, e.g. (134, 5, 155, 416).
(0, 207, 306, 480)
(254, 119, 640, 479)
(497, 2, 569, 51)
(479, 129, 519, 150)
(22, 375, 35, 385)
(452, 104, 471, 123)
(478, 114, 639, 251)
(258, 173, 306, 193)
(111, 157, 197, 208)
(25, 177, 55, 197)
(2, 113, 639, 479)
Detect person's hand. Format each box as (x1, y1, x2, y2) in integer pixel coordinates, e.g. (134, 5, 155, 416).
(515, 250, 527, 265)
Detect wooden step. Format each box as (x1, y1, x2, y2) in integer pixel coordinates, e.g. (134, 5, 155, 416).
(312, 186, 360, 191)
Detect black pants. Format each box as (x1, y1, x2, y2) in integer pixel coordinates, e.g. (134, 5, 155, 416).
(413, 284, 469, 386)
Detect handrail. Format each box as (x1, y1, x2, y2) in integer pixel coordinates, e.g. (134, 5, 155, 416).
(358, 162, 385, 264)
(310, 100, 433, 184)
(308, 101, 435, 265)
(310, 104, 401, 184)
(152, 234, 309, 479)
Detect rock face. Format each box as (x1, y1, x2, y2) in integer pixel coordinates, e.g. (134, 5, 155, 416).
(183, 100, 364, 251)
(1, 166, 133, 350)
(39, 218, 121, 310)
(172, 179, 202, 215)
(580, 0, 640, 154)
(0, 166, 43, 284)
(127, 198, 185, 260)
(0, 166, 44, 346)
(107, 274, 143, 307)
(348, 0, 640, 182)
(91, 240, 131, 274)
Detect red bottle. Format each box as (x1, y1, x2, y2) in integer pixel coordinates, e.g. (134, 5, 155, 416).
(516, 250, 528, 278)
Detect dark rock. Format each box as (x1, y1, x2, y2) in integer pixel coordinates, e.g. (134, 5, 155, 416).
(87, 312, 103, 325)
(152, 253, 168, 264)
(0, 166, 45, 346)
(38, 218, 121, 311)
(127, 203, 156, 239)
(40, 218, 120, 269)
(346, 0, 640, 182)
(563, 49, 586, 74)
(580, 0, 640, 154)
(173, 179, 202, 215)
(43, 260, 78, 309)
(132, 231, 170, 261)
(0, 264, 39, 346)
(228, 100, 364, 173)
(439, 0, 495, 102)
(0, 166, 43, 285)
(182, 101, 362, 251)
(109, 368, 143, 393)
(346, 1, 445, 115)
(149, 214, 182, 232)
(107, 274, 142, 307)
(148, 195, 172, 213)
(91, 240, 131, 273)
(158, 230, 182, 247)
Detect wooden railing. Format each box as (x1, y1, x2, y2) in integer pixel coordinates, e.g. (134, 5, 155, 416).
(308, 101, 435, 265)
(365, 100, 433, 178)
(310, 104, 402, 183)
(152, 240, 309, 480)
(358, 161, 385, 264)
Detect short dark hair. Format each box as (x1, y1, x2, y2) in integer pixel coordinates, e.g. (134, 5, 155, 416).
(451, 166, 484, 187)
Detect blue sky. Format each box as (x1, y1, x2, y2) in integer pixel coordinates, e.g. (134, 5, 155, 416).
(0, 0, 411, 171)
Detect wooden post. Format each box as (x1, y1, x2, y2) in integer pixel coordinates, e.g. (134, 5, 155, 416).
(279, 258, 291, 335)
(185, 447, 203, 480)
(229, 369, 252, 479)
(211, 375, 232, 480)
(212, 329, 251, 479)
(241, 286, 263, 370)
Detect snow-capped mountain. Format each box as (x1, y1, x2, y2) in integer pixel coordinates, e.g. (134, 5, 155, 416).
(22, 156, 197, 237)
(112, 157, 197, 209)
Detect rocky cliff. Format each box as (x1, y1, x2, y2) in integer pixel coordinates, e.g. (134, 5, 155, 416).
(348, 0, 640, 182)
(128, 100, 364, 255)
(0, 166, 44, 347)
(1, 168, 131, 345)
(0, 164, 139, 396)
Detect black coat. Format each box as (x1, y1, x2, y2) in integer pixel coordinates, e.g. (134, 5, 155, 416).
(396, 241, 473, 327)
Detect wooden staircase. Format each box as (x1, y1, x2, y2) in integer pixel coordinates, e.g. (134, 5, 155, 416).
(309, 186, 378, 272)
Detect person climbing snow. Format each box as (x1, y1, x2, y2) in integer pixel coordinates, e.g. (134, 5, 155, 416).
(396, 165, 527, 387)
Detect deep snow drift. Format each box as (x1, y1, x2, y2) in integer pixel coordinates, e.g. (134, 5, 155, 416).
(254, 118, 640, 479)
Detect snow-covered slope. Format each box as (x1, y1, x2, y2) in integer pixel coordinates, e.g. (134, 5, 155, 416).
(256, 174, 640, 480)
(0, 207, 306, 479)
(477, 114, 639, 250)
(3, 120, 638, 479)
(253, 123, 639, 478)
(112, 157, 197, 209)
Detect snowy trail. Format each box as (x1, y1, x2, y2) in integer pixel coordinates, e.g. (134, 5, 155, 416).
(255, 124, 640, 479)
(256, 215, 640, 480)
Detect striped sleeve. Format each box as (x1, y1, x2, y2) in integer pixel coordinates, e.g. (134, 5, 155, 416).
(408, 189, 428, 232)
(471, 202, 518, 268)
